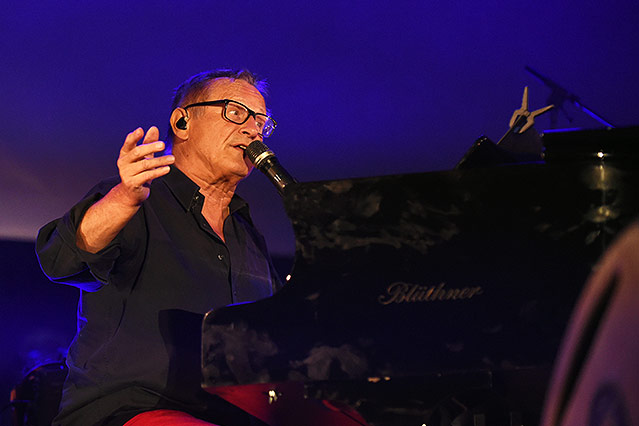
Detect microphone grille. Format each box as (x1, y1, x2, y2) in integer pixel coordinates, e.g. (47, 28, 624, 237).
(245, 140, 274, 165)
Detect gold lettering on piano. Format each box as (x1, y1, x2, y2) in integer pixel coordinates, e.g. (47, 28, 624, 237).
(378, 282, 484, 305)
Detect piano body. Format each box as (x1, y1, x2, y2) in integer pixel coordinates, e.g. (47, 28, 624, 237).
(202, 127, 639, 425)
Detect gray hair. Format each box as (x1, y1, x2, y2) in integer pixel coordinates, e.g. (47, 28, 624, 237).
(166, 69, 268, 147)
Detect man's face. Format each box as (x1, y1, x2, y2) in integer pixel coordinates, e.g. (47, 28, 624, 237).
(181, 78, 267, 184)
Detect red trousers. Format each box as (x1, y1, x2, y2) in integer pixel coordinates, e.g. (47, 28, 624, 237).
(123, 409, 219, 425)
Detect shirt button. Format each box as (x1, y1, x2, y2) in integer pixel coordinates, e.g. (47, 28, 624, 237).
(217, 254, 224, 261)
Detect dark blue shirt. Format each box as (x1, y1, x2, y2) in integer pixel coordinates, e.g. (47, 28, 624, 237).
(36, 167, 281, 426)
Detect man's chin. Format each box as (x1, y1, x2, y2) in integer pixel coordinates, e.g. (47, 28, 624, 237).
(233, 164, 253, 181)
(242, 159, 255, 175)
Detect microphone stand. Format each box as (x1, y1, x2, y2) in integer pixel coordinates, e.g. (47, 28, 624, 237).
(525, 66, 616, 129)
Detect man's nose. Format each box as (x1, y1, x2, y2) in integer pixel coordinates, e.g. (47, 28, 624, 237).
(240, 116, 261, 138)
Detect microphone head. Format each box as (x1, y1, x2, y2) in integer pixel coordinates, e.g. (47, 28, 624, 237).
(245, 140, 297, 194)
(245, 140, 275, 168)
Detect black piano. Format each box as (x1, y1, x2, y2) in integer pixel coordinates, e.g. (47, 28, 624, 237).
(201, 127, 639, 426)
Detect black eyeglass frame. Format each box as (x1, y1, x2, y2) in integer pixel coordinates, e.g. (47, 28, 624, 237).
(182, 99, 277, 137)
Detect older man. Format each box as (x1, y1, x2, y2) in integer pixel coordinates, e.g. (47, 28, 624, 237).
(36, 70, 281, 426)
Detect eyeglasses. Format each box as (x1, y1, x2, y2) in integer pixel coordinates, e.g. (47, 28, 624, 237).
(183, 99, 277, 138)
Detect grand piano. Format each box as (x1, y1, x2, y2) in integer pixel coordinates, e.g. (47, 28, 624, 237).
(201, 127, 639, 426)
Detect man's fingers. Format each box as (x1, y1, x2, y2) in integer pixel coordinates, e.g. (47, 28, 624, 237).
(121, 128, 145, 154)
(143, 126, 159, 141)
(119, 141, 166, 165)
(127, 166, 172, 189)
(133, 141, 166, 160)
(141, 127, 160, 159)
(120, 127, 162, 160)
(127, 155, 175, 176)
(116, 126, 171, 203)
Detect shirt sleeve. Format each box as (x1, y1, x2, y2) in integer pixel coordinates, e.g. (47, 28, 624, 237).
(35, 178, 123, 291)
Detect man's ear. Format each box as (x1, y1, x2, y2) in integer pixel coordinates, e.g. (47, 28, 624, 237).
(170, 108, 189, 140)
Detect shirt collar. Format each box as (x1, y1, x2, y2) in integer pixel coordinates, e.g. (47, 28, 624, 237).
(162, 166, 250, 217)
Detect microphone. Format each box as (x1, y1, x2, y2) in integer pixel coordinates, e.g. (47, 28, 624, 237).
(244, 140, 297, 195)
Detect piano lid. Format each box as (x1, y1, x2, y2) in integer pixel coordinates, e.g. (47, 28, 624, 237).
(543, 125, 639, 163)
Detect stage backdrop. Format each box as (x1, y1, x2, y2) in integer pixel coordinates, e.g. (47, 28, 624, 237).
(2, 0, 638, 256)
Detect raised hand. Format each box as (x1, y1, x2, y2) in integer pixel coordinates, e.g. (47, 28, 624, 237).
(76, 126, 174, 253)
(117, 126, 174, 206)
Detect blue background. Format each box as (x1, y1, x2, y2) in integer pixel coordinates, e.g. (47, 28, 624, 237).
(1, 0, 637, 419)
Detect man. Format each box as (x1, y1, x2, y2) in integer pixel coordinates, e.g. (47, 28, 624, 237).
(36, 69, 281, 426)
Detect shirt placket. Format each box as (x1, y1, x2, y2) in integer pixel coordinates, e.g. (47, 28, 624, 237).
(190, 193, 238, 304)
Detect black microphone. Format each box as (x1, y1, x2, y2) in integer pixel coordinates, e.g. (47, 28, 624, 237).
(244, 140, 297, 195)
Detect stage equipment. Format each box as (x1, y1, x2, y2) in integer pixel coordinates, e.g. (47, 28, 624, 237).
(525, 66, 616, 129)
